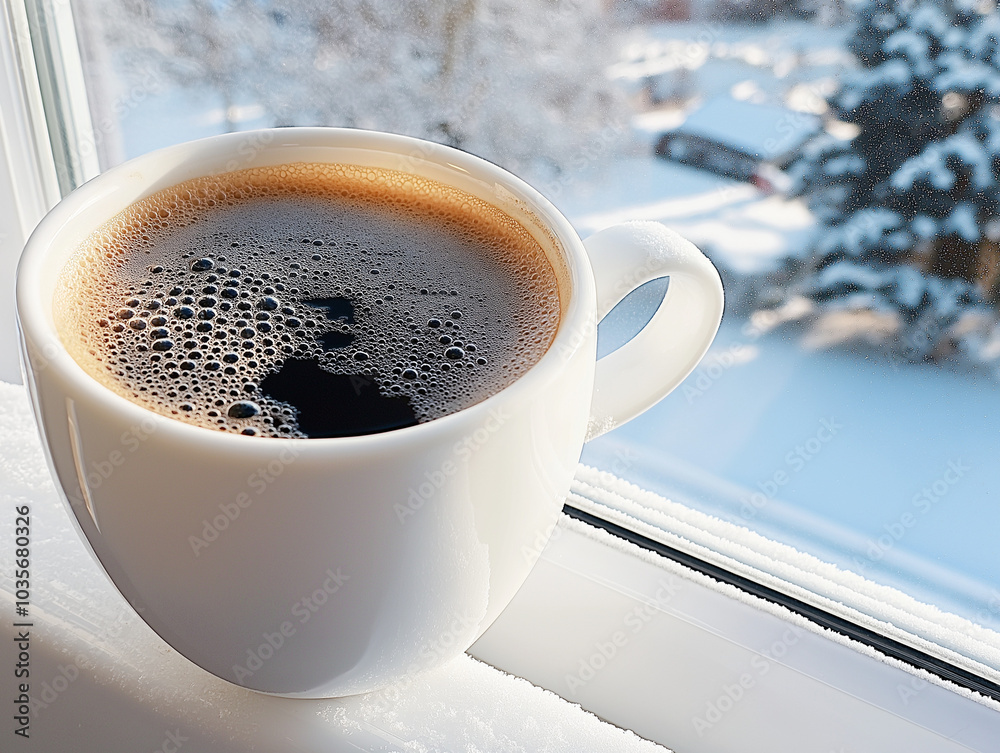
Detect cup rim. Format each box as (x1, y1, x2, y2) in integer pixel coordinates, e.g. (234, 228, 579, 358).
(16, 126, 596, 449)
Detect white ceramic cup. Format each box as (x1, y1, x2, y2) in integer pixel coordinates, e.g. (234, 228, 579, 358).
(16, 128, 723, 698)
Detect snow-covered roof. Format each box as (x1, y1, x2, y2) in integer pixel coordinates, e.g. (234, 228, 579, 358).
(673, 97, 821, 162)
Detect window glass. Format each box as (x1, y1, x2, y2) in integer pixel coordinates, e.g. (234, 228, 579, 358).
(66, 0, 1000, 670)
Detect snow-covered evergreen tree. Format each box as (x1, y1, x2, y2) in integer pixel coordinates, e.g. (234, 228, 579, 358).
(91, 0, 630, 188)
(789, 0, 1000, 360)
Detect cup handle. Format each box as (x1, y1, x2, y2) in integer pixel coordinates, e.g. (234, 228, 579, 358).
(584, 221, 724, 440)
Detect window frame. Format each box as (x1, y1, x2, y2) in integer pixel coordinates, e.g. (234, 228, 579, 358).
(0, 0, 61, 382)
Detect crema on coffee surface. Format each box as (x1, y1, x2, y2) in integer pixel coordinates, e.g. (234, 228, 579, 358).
(55, 162, 561, 438)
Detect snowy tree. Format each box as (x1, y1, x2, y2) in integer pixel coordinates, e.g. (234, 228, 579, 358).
(788, 0, 1000, 360)
(88, 0, 631, 188)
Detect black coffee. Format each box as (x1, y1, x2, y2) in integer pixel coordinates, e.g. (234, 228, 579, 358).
(55, 162, 562, 438)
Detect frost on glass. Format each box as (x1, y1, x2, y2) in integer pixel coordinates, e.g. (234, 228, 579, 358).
(74, 0, 632, 185)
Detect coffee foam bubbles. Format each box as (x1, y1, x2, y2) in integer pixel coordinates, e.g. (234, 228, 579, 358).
(54, 162, 561, 438)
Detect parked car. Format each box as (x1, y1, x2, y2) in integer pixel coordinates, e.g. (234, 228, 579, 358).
(655, 96, 820, 193)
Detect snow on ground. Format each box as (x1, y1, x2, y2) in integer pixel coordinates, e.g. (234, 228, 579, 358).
(551, 156, 815, 275)
(612, 20, 852, 110)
